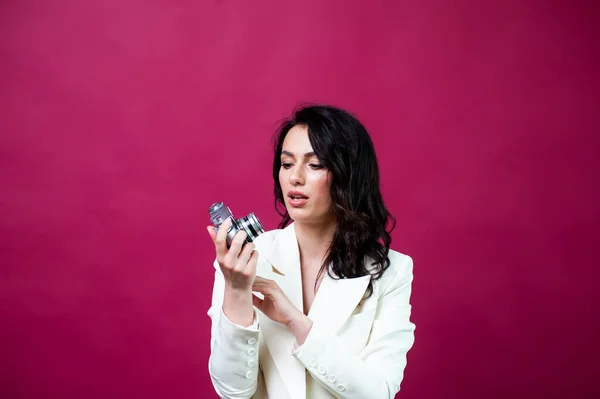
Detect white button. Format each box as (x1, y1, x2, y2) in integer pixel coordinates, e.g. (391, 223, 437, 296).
(247, 348, 256, 356)
(328, 375, 337, 383)
(247, 337, 257, 345)
(317, 366, 326, 375)
(247, 359, 256, 367)
(245, 371, 253, 379)
(337, 384, 346, 392)
(309, 359, 317, 368)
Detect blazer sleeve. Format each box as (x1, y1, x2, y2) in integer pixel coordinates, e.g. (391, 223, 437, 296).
(292, 255, 416, 399)
(207, 259, 261, 399)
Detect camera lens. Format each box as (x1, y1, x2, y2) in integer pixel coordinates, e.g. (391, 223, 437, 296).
(237, 213, 265, 242)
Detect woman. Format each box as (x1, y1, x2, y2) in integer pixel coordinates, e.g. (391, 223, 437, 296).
(206, 105, 415, 399)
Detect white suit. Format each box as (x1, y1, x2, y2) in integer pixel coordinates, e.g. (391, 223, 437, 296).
(207, 223, 415, 398)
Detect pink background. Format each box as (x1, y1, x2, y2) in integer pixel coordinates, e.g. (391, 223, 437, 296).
(1, 1, 599, 398)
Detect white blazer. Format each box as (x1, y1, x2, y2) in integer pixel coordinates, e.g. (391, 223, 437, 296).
(207, 223, 415, 399)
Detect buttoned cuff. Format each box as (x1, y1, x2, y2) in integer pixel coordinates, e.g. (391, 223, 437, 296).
(292, 323, 348, 394)
(213, 308, 260, 381)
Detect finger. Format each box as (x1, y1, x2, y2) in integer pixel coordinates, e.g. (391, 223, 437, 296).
(224, 230, 248, 266)
(246, 249, 259, 273)
(215, 218, 231, 242)
(253, 276, 270, 286)
(206, 226, 217, 243)
(214, 218, 231, 260)
(252, 277, 276, 294)
(235, 242, 256, 272)
(253, 276, 266, 283)
(252, 294, 263, 309)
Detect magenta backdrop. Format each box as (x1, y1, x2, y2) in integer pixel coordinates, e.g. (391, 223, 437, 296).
(1, 1, 598, 398)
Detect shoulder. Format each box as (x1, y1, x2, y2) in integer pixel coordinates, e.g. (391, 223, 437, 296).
(374, 249, 414, 295)
(387, 249, 413, 275)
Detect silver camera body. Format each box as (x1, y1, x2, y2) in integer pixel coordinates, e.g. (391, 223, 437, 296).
(208, 202, 265, 248)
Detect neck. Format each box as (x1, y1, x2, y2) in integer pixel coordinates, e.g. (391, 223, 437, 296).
(293, 219, 337, 268)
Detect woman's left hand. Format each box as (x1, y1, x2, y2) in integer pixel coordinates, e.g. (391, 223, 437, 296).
(252, 276, 302, 325)
(252, 276, 313, 344)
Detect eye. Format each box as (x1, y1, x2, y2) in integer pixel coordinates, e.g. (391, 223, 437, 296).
(281, 163, 293, 169)
(309, 164, 324, 170)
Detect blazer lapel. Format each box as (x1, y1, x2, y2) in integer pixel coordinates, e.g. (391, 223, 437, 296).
(256, 224, 371, 399)
(308, 272, 371, 336)
(258, 223, 306, 399)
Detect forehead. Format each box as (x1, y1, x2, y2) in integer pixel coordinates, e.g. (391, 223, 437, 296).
(281, 125, 314, 155)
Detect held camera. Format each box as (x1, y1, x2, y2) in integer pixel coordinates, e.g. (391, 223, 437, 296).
(208, 202, 265, 248)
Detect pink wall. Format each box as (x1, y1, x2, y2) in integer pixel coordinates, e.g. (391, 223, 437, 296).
(1, 1, 598, 398)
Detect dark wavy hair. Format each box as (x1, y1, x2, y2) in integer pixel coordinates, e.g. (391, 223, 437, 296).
(272, 104, 396, 296)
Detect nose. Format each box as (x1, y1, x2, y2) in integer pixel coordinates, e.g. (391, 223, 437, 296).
(289, 164, 305, 186)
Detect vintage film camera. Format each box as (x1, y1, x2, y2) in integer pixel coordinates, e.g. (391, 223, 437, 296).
(208, 202, 265, 248)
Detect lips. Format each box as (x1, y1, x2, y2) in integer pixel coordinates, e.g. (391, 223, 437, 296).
(287, 191, 309, 207)
(288, 191, 308, 200)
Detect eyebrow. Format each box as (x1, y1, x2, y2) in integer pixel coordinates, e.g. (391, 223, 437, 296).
(281, 150, 316, 157)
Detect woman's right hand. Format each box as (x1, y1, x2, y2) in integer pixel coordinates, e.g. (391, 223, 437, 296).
(207, 218, 258, 293)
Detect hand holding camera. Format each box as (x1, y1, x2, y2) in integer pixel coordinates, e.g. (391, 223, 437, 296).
(207, 202, 265, 292)
(207, 217, 259, 292)
(207, 202, 309, 337)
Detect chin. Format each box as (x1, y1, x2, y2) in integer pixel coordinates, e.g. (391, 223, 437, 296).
(286, 207, 310, 221)
(287, 209, 331, 226)
(286, 208, 304, 219)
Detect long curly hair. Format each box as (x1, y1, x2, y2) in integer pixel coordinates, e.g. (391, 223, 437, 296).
(272, 104, 396, 296)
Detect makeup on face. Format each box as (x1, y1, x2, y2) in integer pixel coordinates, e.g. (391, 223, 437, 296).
(279, 125, 333, 223)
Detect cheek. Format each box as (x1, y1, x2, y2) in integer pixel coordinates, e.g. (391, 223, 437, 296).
(278, 169, 288, 188)
(310, 171, 332, 205)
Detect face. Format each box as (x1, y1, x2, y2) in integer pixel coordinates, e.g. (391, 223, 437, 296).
(279, 125, 334, 226)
